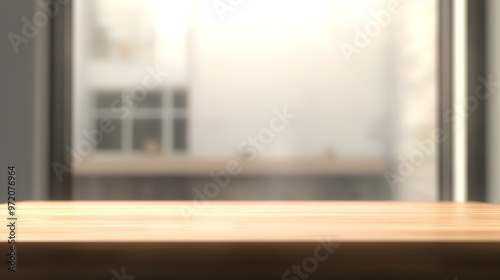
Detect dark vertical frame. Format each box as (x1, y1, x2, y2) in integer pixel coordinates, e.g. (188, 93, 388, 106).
(466, 0, 487, 201)
(438, 0, 454, 201)
(49, 0, 73, 200)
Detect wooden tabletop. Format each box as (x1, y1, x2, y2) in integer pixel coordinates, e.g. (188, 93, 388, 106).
(2, 201, 500, 243)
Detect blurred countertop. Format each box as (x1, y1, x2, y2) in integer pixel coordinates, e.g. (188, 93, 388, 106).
(72, 155, 387, 177)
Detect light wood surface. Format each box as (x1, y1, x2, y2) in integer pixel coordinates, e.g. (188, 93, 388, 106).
(1, 201, 500, 280)
(2, 201, 499, 242)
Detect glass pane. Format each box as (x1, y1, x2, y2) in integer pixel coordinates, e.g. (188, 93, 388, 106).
(173, 89, 187, 109)
(134, 91, 162, 108)
(96, 91, 122, 108)
(73, 0, 438, 201)
(173, 118, 187, 151)
(133, 119, 162, 153)
(96, 119, 122, 150)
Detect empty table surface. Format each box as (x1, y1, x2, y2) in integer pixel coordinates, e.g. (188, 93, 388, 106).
(1, 201, 499, 242)
(1, 201, 500, 280)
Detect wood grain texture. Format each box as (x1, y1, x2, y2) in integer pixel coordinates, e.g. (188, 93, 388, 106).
(0, 201, 499, 242)
(1, 202, 499, 280)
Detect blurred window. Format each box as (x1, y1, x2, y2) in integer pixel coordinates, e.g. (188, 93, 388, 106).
(73, 0, 438, 201)
(93, 89, 188, 154)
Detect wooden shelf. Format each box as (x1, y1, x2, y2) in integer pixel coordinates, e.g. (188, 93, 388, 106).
(73, 156, 387, 177)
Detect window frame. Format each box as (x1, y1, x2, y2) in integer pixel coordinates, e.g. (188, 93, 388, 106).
(49, 0, 486, 201)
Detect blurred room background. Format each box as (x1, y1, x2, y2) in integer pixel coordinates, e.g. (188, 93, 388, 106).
(71, 0, 437, 201)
